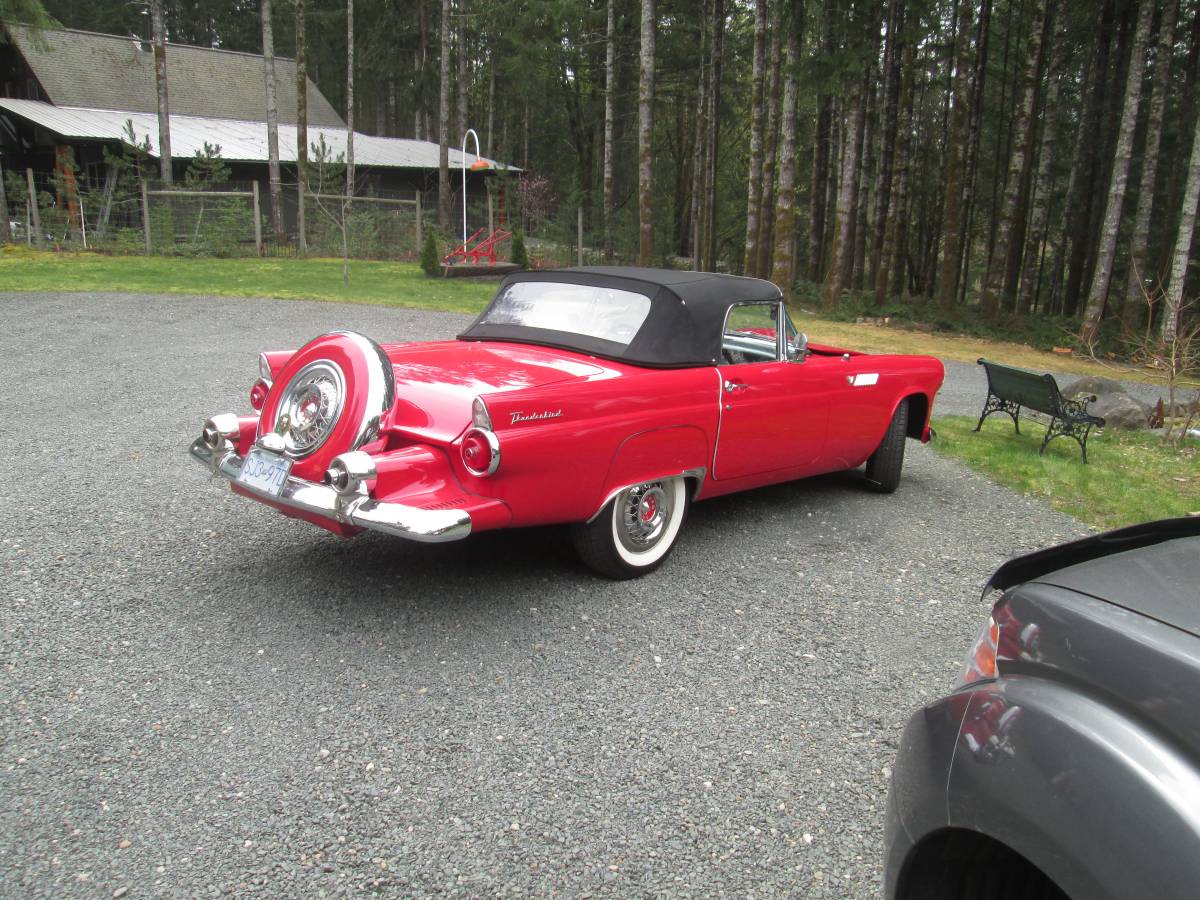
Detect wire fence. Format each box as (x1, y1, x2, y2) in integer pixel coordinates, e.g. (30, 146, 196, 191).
(1, 161, 639, 270)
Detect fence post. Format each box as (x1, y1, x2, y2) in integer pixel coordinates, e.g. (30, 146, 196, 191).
(577, 206, 583, 267)
(488, 192, 494, 236)
(140, 179, 152, 253)
(251, 180, 263, 256)
(415, 191, 422, 253)
(0, 157, 11, 243)
(26, 168, 42, 246)
(297, 182, 307, 257)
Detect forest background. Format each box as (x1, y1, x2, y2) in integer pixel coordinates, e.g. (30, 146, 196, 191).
(5, 0, 1200, 352)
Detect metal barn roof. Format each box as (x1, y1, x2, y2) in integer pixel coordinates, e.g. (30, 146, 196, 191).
(5, 24, 345, 127)
(0, 99, 512, 171)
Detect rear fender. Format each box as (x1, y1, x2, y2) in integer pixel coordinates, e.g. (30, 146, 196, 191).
(944, 678, 1200, 900)
(593, 426, 709, 519)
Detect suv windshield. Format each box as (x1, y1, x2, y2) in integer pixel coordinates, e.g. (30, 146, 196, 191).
(478, 281, 652, 348)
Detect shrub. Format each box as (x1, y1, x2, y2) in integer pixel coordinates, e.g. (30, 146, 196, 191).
(511, 231, 529, 269)
(420, 228, 441, 278)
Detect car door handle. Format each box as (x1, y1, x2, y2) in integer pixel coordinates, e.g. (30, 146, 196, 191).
(723, 380, 748, 394)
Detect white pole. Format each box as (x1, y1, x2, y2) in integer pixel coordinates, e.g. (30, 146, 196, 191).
(461, 127, 479, 248)
(79, 197, 87, 249)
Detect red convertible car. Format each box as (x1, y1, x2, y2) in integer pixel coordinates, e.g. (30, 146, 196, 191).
(189, 268, 944, 578)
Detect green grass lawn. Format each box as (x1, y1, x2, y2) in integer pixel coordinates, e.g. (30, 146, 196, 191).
(4, 246, 1177, 384)
(0, 246, 497, 313)
(930, 415, 1200, 530)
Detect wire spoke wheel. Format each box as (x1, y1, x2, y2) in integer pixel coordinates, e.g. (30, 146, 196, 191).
(572, 476, 689, 579)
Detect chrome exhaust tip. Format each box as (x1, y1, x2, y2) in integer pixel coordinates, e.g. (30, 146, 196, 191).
(201, 413, 241, 451)
(326, 451, 377, 496)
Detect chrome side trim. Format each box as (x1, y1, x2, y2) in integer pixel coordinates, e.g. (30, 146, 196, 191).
(189, 438, 471, 543)
(682, 466, 707, 501)
(585, 467, 708, 523)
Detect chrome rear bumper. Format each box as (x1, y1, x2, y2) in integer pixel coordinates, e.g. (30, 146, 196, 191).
(188, 438, 472, 543)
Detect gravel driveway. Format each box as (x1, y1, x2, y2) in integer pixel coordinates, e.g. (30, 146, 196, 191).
(2, 292, 1090, 898)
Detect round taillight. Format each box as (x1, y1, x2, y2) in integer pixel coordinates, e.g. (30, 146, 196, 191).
(249, 377, 271, 411)
(461, 427, 500, 477)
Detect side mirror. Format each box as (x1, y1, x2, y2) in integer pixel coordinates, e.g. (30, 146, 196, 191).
(788, 332, 809, 361)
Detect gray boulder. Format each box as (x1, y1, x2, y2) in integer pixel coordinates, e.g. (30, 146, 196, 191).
(1088, 392, 1152, 429)
(1061, 375, 1127, 398)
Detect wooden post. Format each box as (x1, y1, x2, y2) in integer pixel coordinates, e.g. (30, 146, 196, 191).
(141, 179, 152, 253)
(297, 181, 307, 256)
(26, 169, 42, 246)
(0, 157, 11, 242)
(251, 180, 263, 255)
(577, 205, 584, 266)
(415, 190, 422, 252)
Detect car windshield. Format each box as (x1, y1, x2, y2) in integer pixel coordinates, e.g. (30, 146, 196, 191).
(477, 281, 652, 348)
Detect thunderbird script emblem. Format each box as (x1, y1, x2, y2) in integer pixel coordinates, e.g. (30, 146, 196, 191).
(510, 409, 563, 424)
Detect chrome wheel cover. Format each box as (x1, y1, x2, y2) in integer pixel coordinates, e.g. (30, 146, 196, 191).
(277, 360, 345, 456)
(616, 482, 672, 554)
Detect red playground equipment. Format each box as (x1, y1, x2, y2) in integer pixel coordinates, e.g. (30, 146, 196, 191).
(442, 226, 512, 267)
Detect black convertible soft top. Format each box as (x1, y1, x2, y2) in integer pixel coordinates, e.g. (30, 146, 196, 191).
(458, 267, 784, 368)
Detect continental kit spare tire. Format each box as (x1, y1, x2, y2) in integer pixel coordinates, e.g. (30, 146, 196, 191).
(257, 331, 396, 481)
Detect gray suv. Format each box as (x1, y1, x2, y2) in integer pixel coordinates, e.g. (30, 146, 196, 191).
(885, 517, 1200, 900)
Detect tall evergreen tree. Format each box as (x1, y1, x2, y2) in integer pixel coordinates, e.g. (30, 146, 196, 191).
(1081, 0, 1154, 345)
(638, 0, 656, 265)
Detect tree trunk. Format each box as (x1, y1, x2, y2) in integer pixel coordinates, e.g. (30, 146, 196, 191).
(296, 0, 307, 256)
(604, 0, 617, 257)
(979, 0, 1047, 320)
(876, 40, 914, 305)
(150, 0, 172, 183)
(742, 0, 768, 276)
(956, 0, 991, 307)
(690, 0, 710, 268)
(823, 90, 864, 309)
(346, 0, 355, 196)
(870, 0, 905, 287)
(1160, 5, 1200, 286)
(809, 0, 836, 282)
(1124, 0, 1179, 328)
(983, 0, 1016, 289)
(438, 0, 451, 229)
(851, 57, 876, 291)
(417, 0, 429, 141)
(261, 0, 284, 242)
(1163, 105, 1200, 344)
(773, 1, 801, 301)
(638, 0, 656, 266)
(1081, 0, 1154, 345)
(703, 0, 725, 271)
(1017, 0, 1064, 315)
(457, 0, 468, 141)
(758, 10, 784, 278)
(936, 0, 974, 310)
(1064, 0, 1118, 316)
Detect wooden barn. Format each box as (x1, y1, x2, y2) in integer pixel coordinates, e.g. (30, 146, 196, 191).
(0, 23, 511, 238)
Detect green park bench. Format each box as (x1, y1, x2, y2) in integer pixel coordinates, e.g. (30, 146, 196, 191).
(975, 358, 1106, 463)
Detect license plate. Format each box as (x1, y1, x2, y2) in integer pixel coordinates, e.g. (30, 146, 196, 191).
(237, 448, 292, 498)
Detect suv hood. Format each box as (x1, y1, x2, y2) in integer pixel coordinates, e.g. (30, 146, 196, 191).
(380, 340, 606, 443)
(986, 518, 1200, 638)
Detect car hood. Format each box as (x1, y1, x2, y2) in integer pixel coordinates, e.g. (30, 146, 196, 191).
(1032, 535, 1200, 638)
(986, 518, 1200, 638)
(380, 340, 607, 443)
